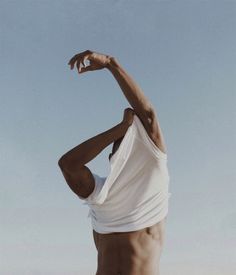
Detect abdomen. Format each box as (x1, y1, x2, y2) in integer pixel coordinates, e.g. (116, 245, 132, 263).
(93, 218, 166, 275)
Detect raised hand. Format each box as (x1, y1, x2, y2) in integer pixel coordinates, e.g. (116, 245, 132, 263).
(68, 50, 112, 74)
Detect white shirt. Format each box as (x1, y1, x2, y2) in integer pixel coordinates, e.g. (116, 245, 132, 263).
(79, 114, 171, 234)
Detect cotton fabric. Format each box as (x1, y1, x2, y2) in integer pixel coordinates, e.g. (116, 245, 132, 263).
(79, 114, 171, 234)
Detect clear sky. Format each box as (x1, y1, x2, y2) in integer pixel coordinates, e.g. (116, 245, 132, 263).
(1, 1, 235, 274)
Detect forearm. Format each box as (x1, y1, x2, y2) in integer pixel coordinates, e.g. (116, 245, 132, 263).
(106, 57, 153, 115)
(59, 121, 129, 169)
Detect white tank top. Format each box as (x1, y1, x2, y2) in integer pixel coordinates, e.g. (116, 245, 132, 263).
(79, 114, 171, 234)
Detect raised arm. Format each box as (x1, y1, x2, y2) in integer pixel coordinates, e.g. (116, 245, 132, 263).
(58, 108, 135, 199)
(105, 57, 167, 154)
(105, 57, 154, 131)
(68, 50, 167, 154)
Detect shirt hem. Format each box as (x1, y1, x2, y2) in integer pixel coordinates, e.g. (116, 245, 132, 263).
(91, 210, 169, 234)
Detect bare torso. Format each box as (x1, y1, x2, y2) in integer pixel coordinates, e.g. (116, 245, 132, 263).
(92, 217, 166, 275)
(92, 114, 168, 275)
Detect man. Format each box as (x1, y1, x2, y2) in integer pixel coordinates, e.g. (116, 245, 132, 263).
(58, 50, 170, 275)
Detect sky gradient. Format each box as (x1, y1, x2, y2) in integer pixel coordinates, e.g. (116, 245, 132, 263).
(1, 1, 236, 274)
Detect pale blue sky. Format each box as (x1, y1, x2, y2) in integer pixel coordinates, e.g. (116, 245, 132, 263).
(1, 1, 236, 274)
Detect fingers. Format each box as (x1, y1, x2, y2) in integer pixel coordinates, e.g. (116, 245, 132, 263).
(124, 107, 135, 114)
(123, 108, 135, 120)
(77, 57, 93, 74)
(68, 53, 80, 69)
(76, 57, 83, 73)
(68, 50, 92, 70)
(80, 65, 93, 73)
(79, 55, 90, 73)
(70, 55, 90, 73)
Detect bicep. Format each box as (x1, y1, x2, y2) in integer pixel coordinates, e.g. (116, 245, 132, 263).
(59, 164, 95, 199)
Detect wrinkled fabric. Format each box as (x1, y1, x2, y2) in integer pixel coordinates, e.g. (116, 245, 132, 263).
(79, 114, 171, 233)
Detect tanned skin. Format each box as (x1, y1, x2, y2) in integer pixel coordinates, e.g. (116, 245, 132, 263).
(58, 50, 167, 275)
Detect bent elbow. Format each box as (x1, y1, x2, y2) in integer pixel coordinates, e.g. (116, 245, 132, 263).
(58, 156, 67, 169)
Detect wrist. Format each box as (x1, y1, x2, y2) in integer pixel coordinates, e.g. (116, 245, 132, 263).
(105, 56, 120, 71)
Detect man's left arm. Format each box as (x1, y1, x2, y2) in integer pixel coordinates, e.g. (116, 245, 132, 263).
(106, 57, 167, 153)
(106, 56, 154, 129)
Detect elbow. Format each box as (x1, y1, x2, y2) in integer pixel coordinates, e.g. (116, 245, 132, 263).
(58, 157, 71, 175)
(58, 157, 65, 169)
(58, 155, 84, 172)
(58, 155, 68, 170)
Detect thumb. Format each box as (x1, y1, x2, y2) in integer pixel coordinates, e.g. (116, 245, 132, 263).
(79, 65, 92, 73)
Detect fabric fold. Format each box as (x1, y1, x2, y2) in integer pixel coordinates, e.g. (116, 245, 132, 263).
(79, 114, 171, 233)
